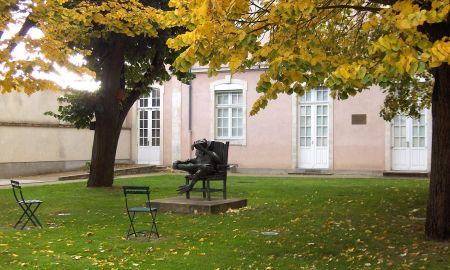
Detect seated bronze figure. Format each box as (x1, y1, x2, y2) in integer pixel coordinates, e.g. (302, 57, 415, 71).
(172, 138, 222, 194)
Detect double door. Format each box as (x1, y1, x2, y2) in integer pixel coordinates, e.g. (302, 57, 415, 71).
(137, 90, 161, 165)
(298, 89, 329, 169)
(391, 113, 427, 171)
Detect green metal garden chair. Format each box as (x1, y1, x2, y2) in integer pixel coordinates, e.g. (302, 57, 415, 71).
(122, 186, 159, 239)
(10, 180, 43, 230)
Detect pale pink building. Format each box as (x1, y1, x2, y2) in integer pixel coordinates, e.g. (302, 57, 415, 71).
(132, 67, 432, 175)
(0, 67, 431, 177)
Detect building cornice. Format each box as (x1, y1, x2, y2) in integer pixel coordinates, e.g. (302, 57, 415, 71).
(191, 64, 268, 74)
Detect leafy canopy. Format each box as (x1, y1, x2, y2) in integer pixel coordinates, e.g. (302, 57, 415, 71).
(1, 0, 190, 128)
(166, 0, 449, 119)
(0, 0, 184, 93)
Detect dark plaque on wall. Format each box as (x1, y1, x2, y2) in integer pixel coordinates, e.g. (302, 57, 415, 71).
(352, 114, 367, 125)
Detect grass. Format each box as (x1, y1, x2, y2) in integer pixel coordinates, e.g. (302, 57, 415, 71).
(0, 175, 449, 269)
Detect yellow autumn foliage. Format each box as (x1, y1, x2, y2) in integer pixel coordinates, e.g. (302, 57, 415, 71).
(166, 0, 449, 115)
(0, 0, 167, 94)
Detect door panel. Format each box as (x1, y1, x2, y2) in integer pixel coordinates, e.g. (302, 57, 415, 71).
(299, 105, 314, 168)
(298, 89, 329, 169)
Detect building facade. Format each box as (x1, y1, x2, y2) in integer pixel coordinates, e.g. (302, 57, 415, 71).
(0, 68, 431, 178)
(133, 68, 432, 175)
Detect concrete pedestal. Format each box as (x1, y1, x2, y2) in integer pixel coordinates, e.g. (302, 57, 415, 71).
(149, 197, 247, 214)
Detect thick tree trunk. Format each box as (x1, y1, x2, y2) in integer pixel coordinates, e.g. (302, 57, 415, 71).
(87, 35, 126, 187)
(425, 63, 450, 240)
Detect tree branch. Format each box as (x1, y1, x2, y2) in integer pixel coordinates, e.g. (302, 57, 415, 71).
(367, 0, 397, 6)
(317, 5, 383, 12)
(247, 24, 270, 34)
(8, 16, 35, 53)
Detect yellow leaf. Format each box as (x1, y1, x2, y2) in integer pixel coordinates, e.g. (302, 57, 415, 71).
(229, 55, 243, 72)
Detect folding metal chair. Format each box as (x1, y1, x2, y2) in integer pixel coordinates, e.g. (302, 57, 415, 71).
(122, 186, 159, 239)
(10, 180, 43, 230)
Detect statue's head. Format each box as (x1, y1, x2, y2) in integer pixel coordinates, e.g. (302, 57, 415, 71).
(192, 138, 208, 150)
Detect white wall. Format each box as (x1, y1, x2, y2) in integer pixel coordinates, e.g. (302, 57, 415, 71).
(0, 90, 132, 177)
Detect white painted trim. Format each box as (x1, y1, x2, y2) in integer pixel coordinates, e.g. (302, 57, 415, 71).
(159, 85, 165, 165)
(384, 120, 391, 171)
(328, 96, 334, 170)
(130, 103, 138, 163)
(136, 84, 164, 165)
(295, 88, 332, 169)
(209, 75, 247, 145)
(388, 110, 430, 171)
(171, 80, 182, 162)
(427, 108, 432, 171)
(291, 95, 298, 169)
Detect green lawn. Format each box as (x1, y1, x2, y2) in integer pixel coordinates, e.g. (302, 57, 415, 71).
(0, 175, 448, 269)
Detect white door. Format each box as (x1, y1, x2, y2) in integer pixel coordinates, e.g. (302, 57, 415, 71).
(298, 88, 329, 169)
(391, 112, 427, 171)
(138, 89, 161, 165)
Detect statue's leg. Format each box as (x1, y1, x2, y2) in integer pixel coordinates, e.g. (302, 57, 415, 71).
(174, 163, 199, 175)
(192, 164, 216, 179)
(176, 164, 202, 194)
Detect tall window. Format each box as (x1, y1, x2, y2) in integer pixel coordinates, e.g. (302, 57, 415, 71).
(210, 77, 247, 143)
(216, 91, 243, 139)
(138, 88, 160, 147)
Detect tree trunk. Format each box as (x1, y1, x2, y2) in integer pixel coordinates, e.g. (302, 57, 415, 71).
(425, 63, 450, 240)
(87, 35, 126, 187)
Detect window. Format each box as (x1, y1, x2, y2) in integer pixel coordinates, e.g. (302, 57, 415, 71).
(216, 91, 243, 138)
(412, 112, 426, 147)
(300, 86, 329, 103)
(299, 87, 329, 147)
(138, 88, 161, 147)
(210, 76, 247, 144)
(139, 110, 149, 146)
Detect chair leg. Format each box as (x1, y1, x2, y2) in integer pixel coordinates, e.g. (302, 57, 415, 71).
(126, 211, 137, 239)
(32, 205, 43, 228)
(22, 203, 42, 229)
(207, 181, 211, 201)
(150, 211, 159, 238)
(185, 178, 190, 199)
(223, 180, 227, 200)
(15, 203, 42, 230)
(14, 206, 29, 228)
(202, 180, 206, 199)
(126, 211, 159, 239)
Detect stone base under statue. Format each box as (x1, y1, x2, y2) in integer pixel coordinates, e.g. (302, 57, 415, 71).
(149, 197, 247, 214)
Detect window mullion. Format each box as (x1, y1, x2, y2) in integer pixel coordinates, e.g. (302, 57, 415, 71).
(227, 105, 232, 138)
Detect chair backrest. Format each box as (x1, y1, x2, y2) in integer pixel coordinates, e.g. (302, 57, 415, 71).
(210, 141, 229, 165)
(10, 180, 25, 202)
(122, 186, 151, 208)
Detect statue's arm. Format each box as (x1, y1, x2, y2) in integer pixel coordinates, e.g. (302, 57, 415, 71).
(199, 148, 221, 164)
(207, 151, 221, 164)
(193, 142, 221, 164)
(174, 158, 195, 165)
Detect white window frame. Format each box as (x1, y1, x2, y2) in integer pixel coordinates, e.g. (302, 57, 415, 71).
(136, 84, 164, 166)
(138, 88, 162, 147)
(291, 87, 334, 170)
(210, 75, 247, 145)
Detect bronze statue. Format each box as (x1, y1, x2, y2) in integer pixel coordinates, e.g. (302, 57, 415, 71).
(172, 138, 222, 193)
